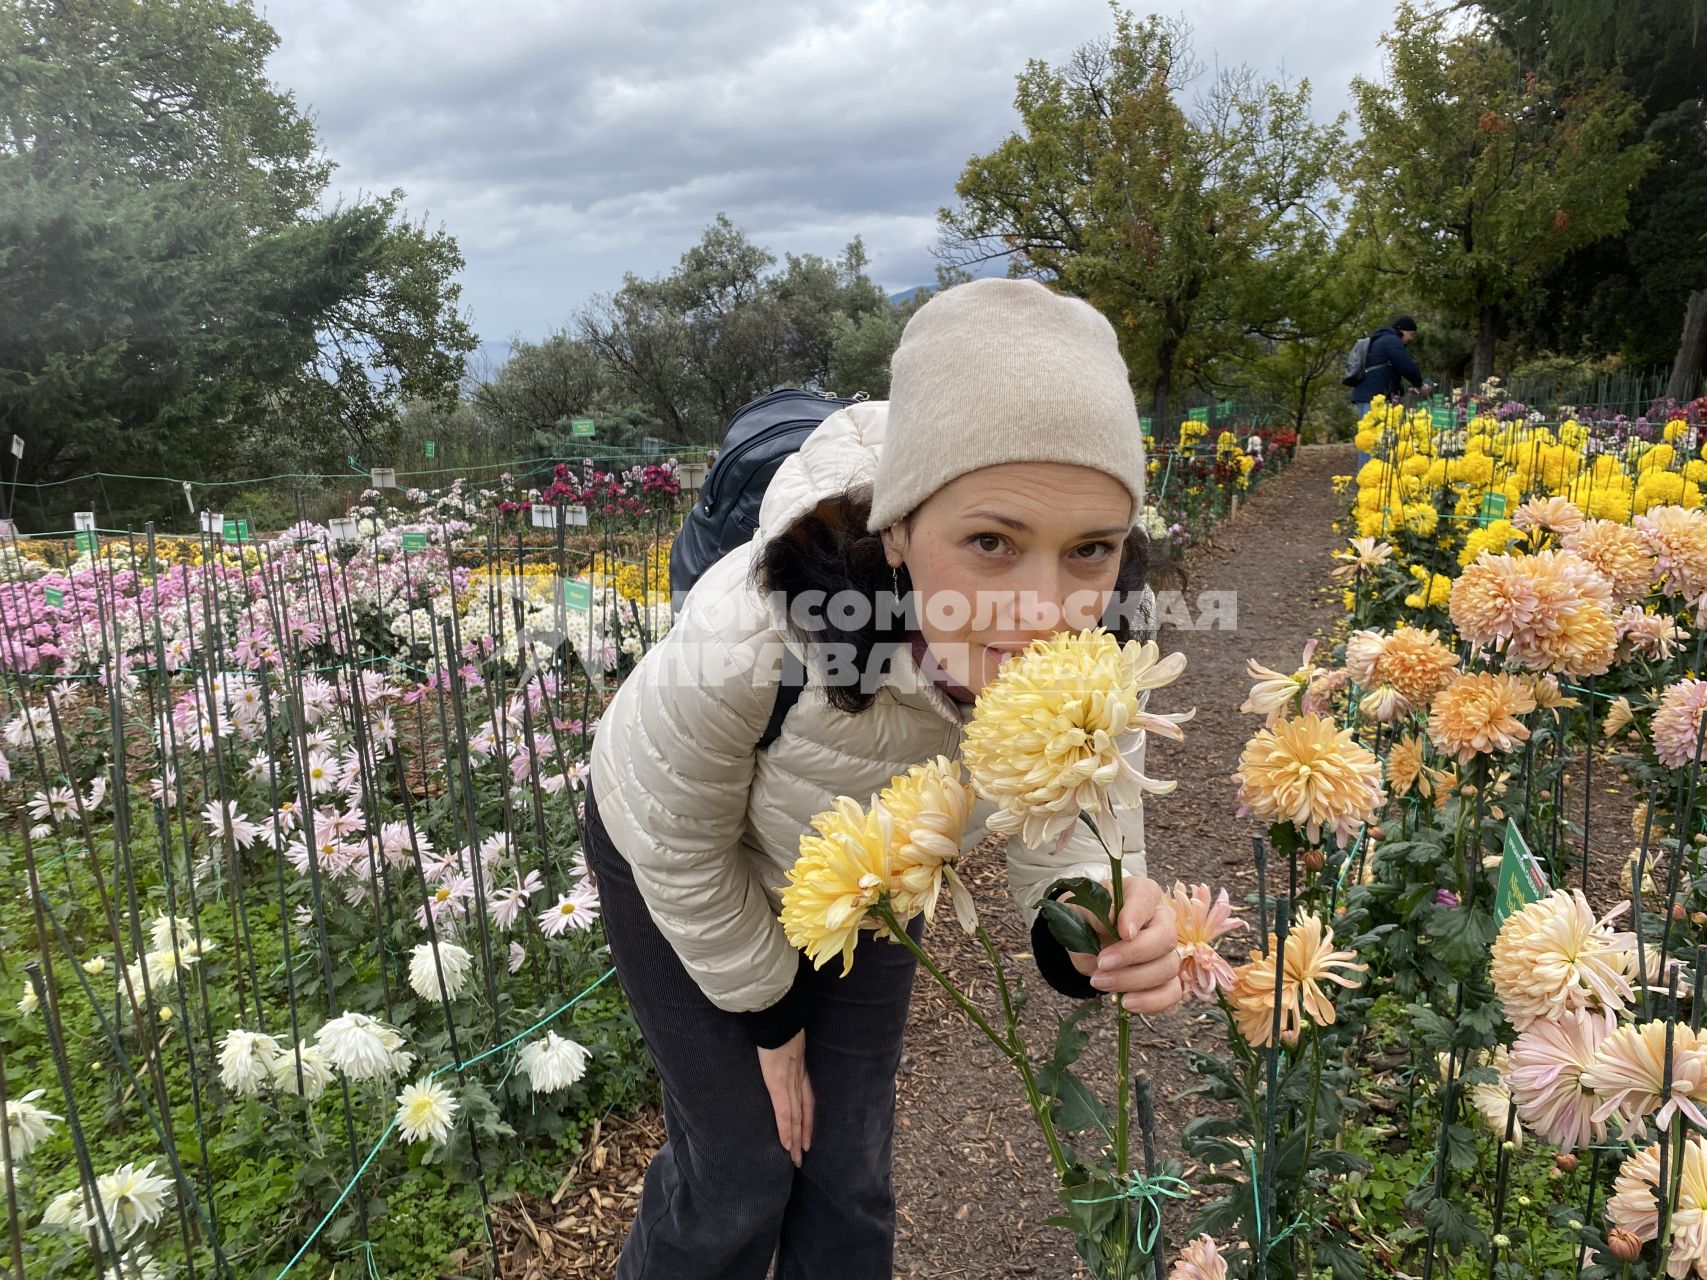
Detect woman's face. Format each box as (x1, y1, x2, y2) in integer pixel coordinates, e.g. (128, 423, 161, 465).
(881, 462, 1132, 694)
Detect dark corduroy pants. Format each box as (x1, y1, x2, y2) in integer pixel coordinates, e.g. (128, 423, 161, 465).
(584, 780, 919, 1279)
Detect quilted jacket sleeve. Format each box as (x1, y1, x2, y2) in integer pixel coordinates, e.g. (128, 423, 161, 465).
(592, 610, 803, 1016)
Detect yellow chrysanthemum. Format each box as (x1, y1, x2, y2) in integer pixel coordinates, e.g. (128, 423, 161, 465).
(1228, 910, 1367, 1047)
(781, 797, 894, 974)
(963, 631, 1190, 850)
(877, 757, 977, 932)
(1233, 714, 1385, 847)
(1489, 889, 1634, 1031)
(1426, 672, 1536, 764)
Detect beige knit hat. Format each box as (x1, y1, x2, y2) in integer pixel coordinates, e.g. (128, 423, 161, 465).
(867, 277, 1146, 532)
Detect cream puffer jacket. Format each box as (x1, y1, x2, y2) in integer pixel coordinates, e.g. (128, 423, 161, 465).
(590, 400, 1150, 1014)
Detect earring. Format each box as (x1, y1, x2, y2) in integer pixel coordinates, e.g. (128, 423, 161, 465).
(891, 565, 900, 598)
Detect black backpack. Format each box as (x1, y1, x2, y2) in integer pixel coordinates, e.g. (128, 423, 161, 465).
(669, 386, 864, 748)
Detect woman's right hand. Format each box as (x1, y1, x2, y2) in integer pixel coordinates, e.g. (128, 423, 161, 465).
(757, 1030, 814, 1167)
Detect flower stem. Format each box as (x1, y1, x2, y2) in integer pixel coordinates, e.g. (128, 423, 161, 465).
(1091, 819, 1135, 1278)
(873, 904, 1071, 1185)
(975, 925, 1072, 1180)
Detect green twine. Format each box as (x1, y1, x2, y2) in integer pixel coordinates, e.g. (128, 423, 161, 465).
(1069, 1171, 1193, 1255)
(270, 965, 617, 1280)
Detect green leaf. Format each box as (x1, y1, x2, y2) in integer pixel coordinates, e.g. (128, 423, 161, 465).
(1039, 898, 1103, 957)
(1042, 876, 1116, 936)
(1036, 1062, 1112, 1134)
(1049, 1001, 1098, 1073)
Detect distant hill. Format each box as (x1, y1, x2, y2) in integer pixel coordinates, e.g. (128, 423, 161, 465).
(887, 286, 932, 307)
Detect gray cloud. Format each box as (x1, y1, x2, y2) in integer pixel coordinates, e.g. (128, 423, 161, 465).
(262, 0, 1382, 347)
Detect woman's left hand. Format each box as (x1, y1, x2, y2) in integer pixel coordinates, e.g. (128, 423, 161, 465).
(1063, 876, 1183, 1014)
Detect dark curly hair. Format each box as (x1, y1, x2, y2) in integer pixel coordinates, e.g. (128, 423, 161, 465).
(752, 494, 1155, 714)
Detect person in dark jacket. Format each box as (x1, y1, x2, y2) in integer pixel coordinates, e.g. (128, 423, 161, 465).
(1349, 315, 1427, 417)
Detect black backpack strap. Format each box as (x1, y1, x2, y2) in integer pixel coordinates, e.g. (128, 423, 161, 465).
(757, 648, 808, 752)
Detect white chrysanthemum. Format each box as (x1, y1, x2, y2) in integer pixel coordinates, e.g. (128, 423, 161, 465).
(268, 1042, 334, 1101)
(40, 1186, 86, 1229)
(147, 915, 194, 954)
(100, 1254, 164, 1280)
(218, 1029, 282, 1096)
(3, 1088, 62, 1160)
(95, 1160, 174, 1242)
(18, 984, 37, 1016)
(394, 1077, 458, 1144)
(517, 1031, 592, 1094)
(408, 941, 474, 1002)
(315, 1011, 414, 1081)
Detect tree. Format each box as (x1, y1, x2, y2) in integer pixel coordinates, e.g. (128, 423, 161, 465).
(936, 9, 1345, 425)
(0, 0, 474, 525)
(1349, 2, 1655, 387)
(1473, 0, 1707, 397)
(472, 331, 609, 455)
(580, 216, 895, 442)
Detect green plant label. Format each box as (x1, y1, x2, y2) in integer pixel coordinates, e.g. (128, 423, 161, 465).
(1187, 407, 1209, 424)
(1139, 417, 1153, 431)
(74, 532, 95, 553)
(222, 519, 249, 541)
(1218, 400, 1236, 417)
(563, 578, 592, 611)
(44, 586, 63, 607)
(1430, 407, 1453, 432)
(1477, 491, 1508, 526)
(1494, 819, 1549, 926)
(401, 532, 428, 551)
(424, 440, 436, 459)
(571, 418, 596, 437)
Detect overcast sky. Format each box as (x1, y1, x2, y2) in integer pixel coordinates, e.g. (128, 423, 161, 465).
(263, 0, 1385, 361)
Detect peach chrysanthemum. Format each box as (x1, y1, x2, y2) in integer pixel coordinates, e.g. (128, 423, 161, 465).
(963, 631, 1192, 850)
(1506, 1009, 1608, 1151)
(1450, 555, 1541, 651)
(1607, 1136, 1707, 1276)
(1513, 496, 1584, 539)
(1490, 889, 1635, 1031)
(1524, 673, 1578, 711)
(1562, 519, 1655, 605)
(1168, 1235, 1228, 1280)
(1385, 732, 1451, 799)
(1451, 550, 1618, 675)
(1603, 695, 1637, 740)
(780, 797, 894, 975)
(1635, 504, 1707, 603)
(1173, 882, 1247, 1002)
(1582, 1020, 1707, 1134)
(1654, 679, 1707, 771)
(1426, 673, 1536, 764)
(1617, 606, 1687, 661)
(1228, 909, 1367, 1047)
(1240, 641, 1319, 726)
(877, 757, 977, 933)
(1345, 628, 1454, 716)
(1233, 714, 1385, 848)
(1606, 1142, 1665, 1244)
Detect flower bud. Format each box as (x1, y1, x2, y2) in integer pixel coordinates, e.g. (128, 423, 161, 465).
(1568, 1219, 1583, 1232)
(1517, 1195, 1531, 1208)
(1461, 784, 1478, 797)
(1539, 789, 1552, 801)
(1368, 825, 1385, 840)
(1674, 903, 1689, 922)
(1303, 848, 1326, 873)
(1693, 912, 1706, 927)
(1607, 1227, 1643, 1262)
(1695, 833, 1707, 847)
(1554, 1152, 1578, 1173)
(1501, 1140, 1517, 1152)
(1492, 1233, 1510, 1249)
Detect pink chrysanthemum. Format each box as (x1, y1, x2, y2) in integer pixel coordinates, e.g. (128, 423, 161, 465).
(1506, 1009, 1608, 1151)
(1172, 882, 1247, 1002)
(1654, 679, 1707, 771)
